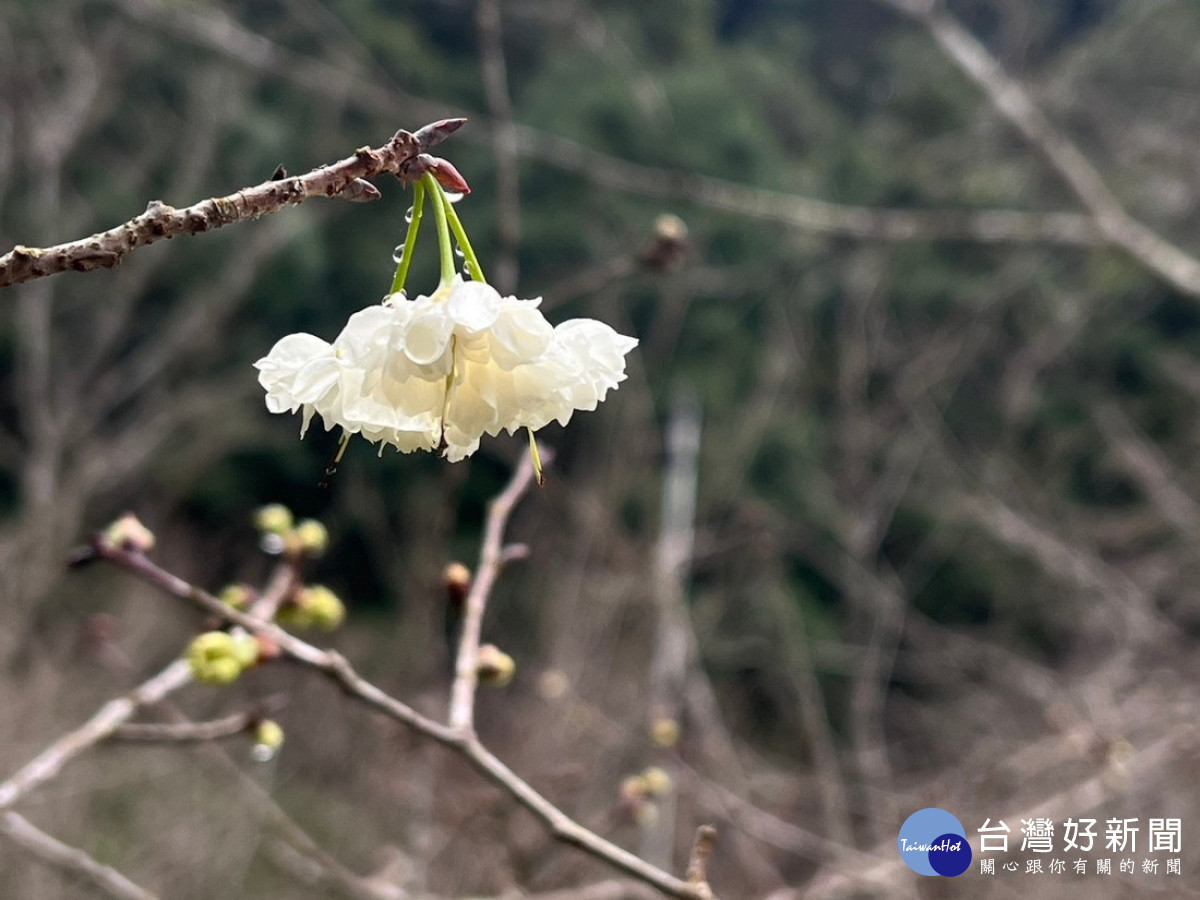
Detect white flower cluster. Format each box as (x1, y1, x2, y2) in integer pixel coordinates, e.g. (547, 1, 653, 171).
(256, 277, 637, 461)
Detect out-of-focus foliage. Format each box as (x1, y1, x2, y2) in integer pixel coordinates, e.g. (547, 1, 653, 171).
(3, 0, 1200, 897)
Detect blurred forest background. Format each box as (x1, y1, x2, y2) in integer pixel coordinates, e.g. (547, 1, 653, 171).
(3, 0, 1200, 897)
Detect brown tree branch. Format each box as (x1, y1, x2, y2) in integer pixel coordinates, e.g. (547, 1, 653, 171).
(0, 119, 464, 288)
(0, 811, 157, 900)
(875, 0, 1200, 299)
(88, 522, 714, 899)
(110, 707, 274, 744)
(0, 658, 193, 811)
(448, 451, 545, 732)
(116, 0, 1107, 254)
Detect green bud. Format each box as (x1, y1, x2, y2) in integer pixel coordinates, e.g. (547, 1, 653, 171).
(294, 519, 329, 557)
(279, 585, 345, 631)
(476, 644, 515, 687)
(254, 504, 293, 536)
(218, 584, 253, 609)
(255, 719, 285, 750)
(186, 632, 245, 685)
(641, 766, 672, 797)
(103, 513, 156, 552)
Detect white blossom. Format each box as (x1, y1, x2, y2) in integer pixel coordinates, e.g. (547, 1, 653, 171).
(255, 276, 637, 461)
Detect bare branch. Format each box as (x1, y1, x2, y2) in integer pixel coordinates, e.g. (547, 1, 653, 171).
(0, 812, 157, 900)
(875, 0, 1200, 299)
(448, 450, 544, 732)
(0, 658, 193, 811)
(88, 512, 714, 899)
(111, 708, 270, 744)
(0, 120, 464, 288)
(684, 826, 716, 897)
(117, 0, 1106, 255)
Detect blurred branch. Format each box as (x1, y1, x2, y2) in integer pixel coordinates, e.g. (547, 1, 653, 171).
(0, 658, 193, 811)
(644, 389, 701, 867)
(1092, 401, 1200, 535)
(89, 492, 716, 900)
(0, 120, 463, 288)
(118, 0, 1107, 254)
(0, 811, 156, 900)
(111, 709, 268, 744)
(876, 0, 1200, 299)
(475, 0, 522, 294)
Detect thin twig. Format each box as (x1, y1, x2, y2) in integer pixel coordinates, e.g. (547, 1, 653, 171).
(684, 826, 716, 895)
(115, 0, 1107, 255)
(0, 658, 193, 811)
(0, 811, 157, 900)
(89, 502, 713, 898)
(448, 451, 543, 732)
(0, 119, 464, 288)
(111, 709, 267, 744)
(874, 0, 1200, 300)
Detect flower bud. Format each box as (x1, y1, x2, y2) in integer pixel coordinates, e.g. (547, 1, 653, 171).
(443, 562, 472, 599)
(218, 584, 253, 610)
(186, 632, 245, 685)
(476, 644, 515, 687)
(280, 585, 345, 631)
(254, 504, 293, 536)
(103, 513, 156, 552)
(305, 585, 345, 630)
(255, 719, 285, 750)
(294, 519, 329, 557)
(651, 716, 680, 748)
(230, 633, 260, 669)
(641, 766, 672, 797)
(620, 775, 647, 802)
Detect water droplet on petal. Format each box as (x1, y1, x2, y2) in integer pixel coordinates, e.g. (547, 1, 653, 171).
(404, 206, 415, 223)
(392, 245, 406, 264)
(444, 191, 464, 205)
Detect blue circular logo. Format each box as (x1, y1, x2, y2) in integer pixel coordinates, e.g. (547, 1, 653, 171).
(898, 808, 972, 876)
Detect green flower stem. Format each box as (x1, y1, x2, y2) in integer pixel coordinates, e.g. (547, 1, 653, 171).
(424, 173, 456, 289)
(390, 179, 425, 295)
(441, 189, 487, 285)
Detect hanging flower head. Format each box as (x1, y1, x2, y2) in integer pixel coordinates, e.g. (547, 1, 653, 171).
(255, 164, 637, 479)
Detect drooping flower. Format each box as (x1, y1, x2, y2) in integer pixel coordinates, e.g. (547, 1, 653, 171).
(255, 276, 637, 461)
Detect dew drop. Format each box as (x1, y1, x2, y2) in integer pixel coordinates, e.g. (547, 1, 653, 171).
(392, 245, 406, 264)
(259, 533, 285, 556)
(454, 247, 465, 259)
(404, 205, 415, 224)
(251, 743, 277, 763)
(463, 260, 475, 279)
(444, 191, 464, 205)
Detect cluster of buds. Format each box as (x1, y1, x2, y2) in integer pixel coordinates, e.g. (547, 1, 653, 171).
(276, 584, 346, 631)
(620, 766, 673, 826)
(254, 503, 329, 558)
(186, 631, 260, 685)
